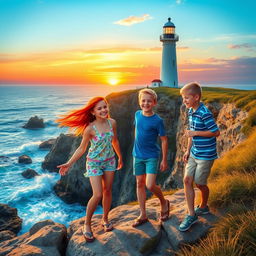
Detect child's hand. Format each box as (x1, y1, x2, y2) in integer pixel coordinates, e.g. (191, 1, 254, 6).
(183, 151, 190, 163)
(116, 158, 123, 170)
(160, 160, 168, 172)
(57, 162, 71, 176)
(184, 130, 197, 137)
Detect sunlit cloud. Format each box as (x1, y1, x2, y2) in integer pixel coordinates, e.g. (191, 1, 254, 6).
(179, 56, 256, 84)
(114, 14, 153, 26)
(228, 43, 256, 51)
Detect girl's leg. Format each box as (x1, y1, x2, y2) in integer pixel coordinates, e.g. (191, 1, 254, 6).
(136, 174, 147, 219)
(102, 171, 115, 223)
(146, 174, 168, 213)
(84, 175, 103, 233)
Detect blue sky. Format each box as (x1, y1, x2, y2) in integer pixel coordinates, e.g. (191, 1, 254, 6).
(0, 0, 255, 85)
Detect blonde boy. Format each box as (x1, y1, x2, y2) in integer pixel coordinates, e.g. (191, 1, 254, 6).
(132, 88, 169, 227)
(179, 82, 220, 232)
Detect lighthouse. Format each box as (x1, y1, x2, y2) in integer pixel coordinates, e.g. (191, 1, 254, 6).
(160, 18, 179, 87)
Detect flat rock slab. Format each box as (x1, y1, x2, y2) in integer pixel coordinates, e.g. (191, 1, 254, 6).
(67, 204, 162, 256)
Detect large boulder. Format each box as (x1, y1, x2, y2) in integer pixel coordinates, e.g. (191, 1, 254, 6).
(42, 133, 76, 172)
(0, 204, 22, 234)
(39, 139, 56, 150)
(23, 116, 45, 129)
(0, 220, 67, 256)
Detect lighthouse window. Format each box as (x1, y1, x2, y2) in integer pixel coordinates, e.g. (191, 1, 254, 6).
(164, 27, 175, 34)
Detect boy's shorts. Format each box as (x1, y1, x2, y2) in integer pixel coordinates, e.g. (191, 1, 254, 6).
(185, 156, 214, 185)
(85, 157, 116, 177)
(133, 157, 158, 176)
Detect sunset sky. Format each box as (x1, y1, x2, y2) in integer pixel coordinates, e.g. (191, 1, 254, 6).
(0, 0, 255, 86)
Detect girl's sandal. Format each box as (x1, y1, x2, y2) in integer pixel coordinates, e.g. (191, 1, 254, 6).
(160, 199, 170, 221)
(102, 222, 114, 232)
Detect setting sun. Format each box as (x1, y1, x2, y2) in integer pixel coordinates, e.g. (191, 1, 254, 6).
(108, 78, 119, 86)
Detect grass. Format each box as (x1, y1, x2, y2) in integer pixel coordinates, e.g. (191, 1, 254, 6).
(176, 210, 256, 256)
(208, 171, 256, 208)
(210, 129, 256, 179)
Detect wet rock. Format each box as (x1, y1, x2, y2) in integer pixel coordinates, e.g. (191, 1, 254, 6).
(23, 116, 45, 129)
(18, 155, 32, 164)
(0, 204, 22, 234)
(22, 168, 39, 179)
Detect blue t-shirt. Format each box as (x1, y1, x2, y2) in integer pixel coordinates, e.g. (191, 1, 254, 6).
(188, 103, 219, 160)
(133, 110, 166, 159)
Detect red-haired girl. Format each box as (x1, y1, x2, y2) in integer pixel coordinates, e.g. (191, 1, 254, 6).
(56, 96, 123, 242)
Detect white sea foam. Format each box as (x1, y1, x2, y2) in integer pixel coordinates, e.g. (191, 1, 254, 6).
(19, 141, 41, 153)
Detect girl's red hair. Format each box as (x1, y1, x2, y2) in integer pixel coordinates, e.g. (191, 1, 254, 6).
(56, 96, 107, 136)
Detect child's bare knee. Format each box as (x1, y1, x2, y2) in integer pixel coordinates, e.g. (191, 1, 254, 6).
(183, 176, 193, 186)
(136, 179, 146, 188)
(93, 192, 103, 201)
(146, 182, 155, 191)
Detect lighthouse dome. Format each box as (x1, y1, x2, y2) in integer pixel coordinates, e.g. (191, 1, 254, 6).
(163, 18, 175, 28)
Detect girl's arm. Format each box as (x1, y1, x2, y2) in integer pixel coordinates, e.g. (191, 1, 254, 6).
(111, 119, 123, 170)
(58, 126, 91, 175)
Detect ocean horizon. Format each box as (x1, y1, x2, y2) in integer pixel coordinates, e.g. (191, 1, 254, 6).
(0, 83, 255, 234)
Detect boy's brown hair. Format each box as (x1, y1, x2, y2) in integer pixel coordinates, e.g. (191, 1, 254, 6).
(139, 88, 158, 102)
(180, 82, 202, 99)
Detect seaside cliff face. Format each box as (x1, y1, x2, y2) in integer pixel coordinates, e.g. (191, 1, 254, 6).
(42, 88, 248, 206)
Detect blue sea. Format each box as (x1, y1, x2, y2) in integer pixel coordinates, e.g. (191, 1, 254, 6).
(0, 83, 255, 234)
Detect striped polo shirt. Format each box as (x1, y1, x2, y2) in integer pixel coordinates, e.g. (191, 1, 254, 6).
(188, 103, 219, 160)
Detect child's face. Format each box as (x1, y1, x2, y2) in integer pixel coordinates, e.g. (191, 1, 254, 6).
(139, 93, 156, 113)
(92, 100, 108, 119)
(181, 92, 200, 109)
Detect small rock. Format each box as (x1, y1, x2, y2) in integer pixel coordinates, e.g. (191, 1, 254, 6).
(18, 155, 32, 164)
(23, 116, 45, 129)
(22, 169, 39, 179)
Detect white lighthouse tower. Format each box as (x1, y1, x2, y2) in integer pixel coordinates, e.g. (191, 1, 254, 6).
(160, 18, 179, 87)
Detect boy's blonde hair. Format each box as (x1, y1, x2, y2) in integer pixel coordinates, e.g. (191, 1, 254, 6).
(180, 82, 202, 99)
(139, 88, 157, 102)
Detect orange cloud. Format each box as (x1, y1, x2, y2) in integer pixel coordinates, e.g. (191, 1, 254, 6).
(114, 14, 153, 26)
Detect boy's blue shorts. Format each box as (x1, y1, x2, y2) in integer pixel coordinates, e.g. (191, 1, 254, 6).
(133, 157, 158, 176)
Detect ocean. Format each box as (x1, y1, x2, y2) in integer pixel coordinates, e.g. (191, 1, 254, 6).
(0, 83, 255, 234)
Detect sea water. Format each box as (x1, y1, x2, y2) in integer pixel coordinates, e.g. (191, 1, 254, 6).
(0, 84, 141, 234)
(0, 83, 255, 234)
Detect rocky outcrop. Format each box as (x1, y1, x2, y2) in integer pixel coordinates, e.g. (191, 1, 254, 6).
(42, 134, 76, 172)
(39, 139, 56, 150)
(22, 168, 39, 179)
(0, 204, 22, 234)
(65, 189, 218, 256)
(43, 89, 248, 205)
(23, 116, 45, 129)
(0, 190, 219, 256)
(18, 155, 32, 164)
(0, 220, 67, 256)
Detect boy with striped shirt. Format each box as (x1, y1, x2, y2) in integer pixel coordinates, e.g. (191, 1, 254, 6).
(179, 82, 220, 232)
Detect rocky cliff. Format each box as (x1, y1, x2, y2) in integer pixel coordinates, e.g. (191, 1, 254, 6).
(42, 88, 248, 206)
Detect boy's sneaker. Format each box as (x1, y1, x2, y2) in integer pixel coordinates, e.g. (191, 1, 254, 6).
(178, 214, 198, 232)
(195, 205, 210, 215)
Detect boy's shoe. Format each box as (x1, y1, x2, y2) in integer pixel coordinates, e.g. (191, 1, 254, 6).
(195, 205, 210, 215)
(178, 214, 198, 232)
